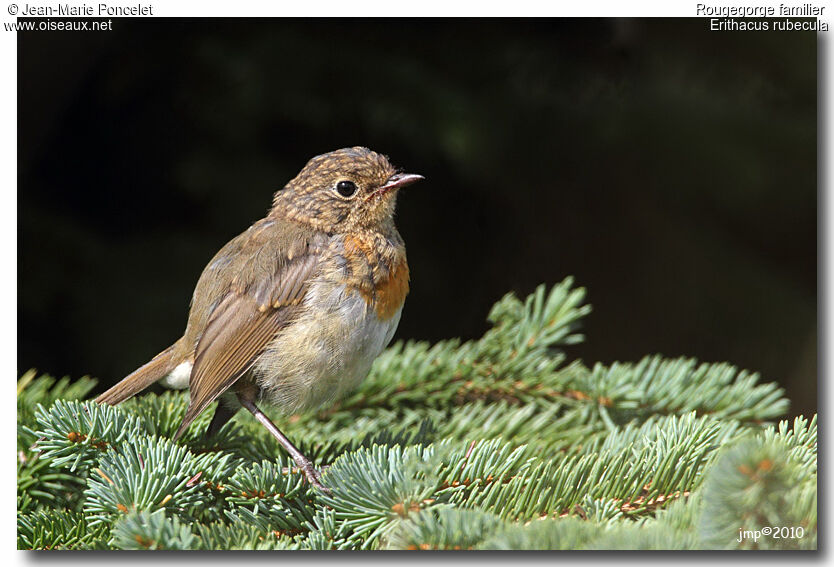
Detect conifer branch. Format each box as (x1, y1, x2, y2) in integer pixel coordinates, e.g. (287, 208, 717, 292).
(15, 278, 813, 550)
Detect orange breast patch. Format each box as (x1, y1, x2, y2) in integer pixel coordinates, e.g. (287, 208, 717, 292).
(373, 258, 410, 320)
(341, 233, 409, 320)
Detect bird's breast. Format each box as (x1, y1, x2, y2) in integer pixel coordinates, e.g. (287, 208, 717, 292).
(248, 231, 409, 414)
(364, 257, 410, 320)
(337, 232, 410, 320)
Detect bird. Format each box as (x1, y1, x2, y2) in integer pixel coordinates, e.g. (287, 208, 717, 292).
(96, 147, 423, 492)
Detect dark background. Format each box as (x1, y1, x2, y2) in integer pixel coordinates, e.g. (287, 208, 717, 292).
(18, 19, 817, 418)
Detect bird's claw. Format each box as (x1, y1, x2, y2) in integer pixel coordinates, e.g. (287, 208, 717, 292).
(297, 460, 331, 494)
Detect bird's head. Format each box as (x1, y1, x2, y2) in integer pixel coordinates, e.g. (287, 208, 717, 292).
(272, 147, 423, 233)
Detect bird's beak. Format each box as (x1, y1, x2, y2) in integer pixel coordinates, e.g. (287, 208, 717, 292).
(369, 173, 424, 200)
(383, 173, 424, 190)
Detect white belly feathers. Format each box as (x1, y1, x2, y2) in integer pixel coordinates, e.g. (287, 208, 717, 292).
(252, 279, 402, 414)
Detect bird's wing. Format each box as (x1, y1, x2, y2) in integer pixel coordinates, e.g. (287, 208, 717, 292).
(174, 230, 321, 439)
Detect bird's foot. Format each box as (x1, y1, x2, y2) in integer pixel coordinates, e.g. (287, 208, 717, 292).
(294, 459, 331, 494)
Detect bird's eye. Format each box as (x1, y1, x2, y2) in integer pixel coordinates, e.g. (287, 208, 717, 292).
(335, 180, 358, 198)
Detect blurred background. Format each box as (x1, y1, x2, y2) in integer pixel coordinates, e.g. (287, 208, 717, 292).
(18, 19, 816, 417)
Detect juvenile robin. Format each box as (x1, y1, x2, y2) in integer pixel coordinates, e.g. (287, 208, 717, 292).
(96, 147, 423, 492)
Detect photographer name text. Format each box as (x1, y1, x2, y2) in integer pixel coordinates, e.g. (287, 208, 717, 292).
(18, 3, 152, 16)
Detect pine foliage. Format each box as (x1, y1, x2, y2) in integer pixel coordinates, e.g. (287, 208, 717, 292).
(17, 278, 816, 550)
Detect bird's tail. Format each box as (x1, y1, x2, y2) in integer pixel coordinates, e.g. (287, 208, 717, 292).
(96, 344, 179, 405)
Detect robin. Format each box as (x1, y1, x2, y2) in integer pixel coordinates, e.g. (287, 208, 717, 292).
(96, 147, 423, 493)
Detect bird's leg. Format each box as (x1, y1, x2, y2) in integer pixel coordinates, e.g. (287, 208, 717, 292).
(236, 394, 331, 494)
(206, 401, 239, 438)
